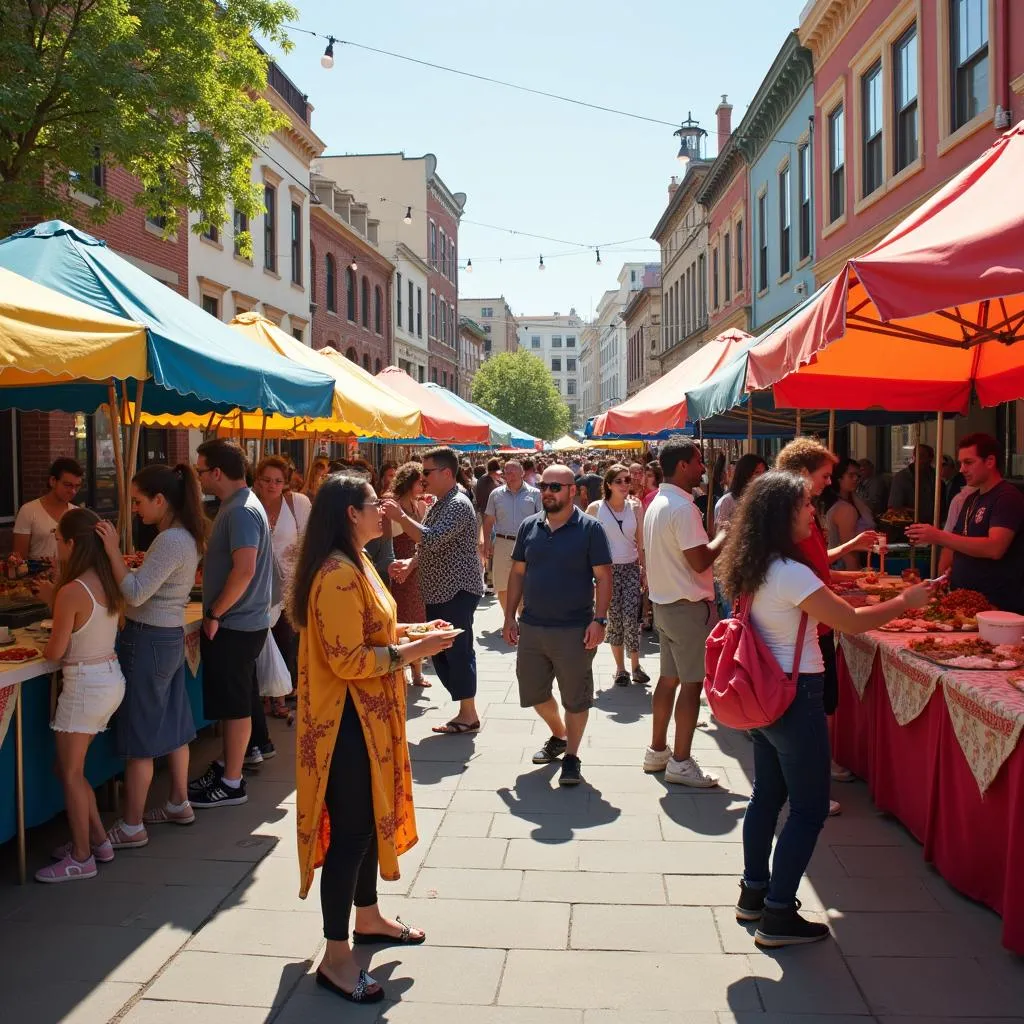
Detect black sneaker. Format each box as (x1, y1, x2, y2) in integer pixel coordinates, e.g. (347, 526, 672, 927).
(613, 670, 631, 687)
(558, 754, 583, 787)
(632, 666, 651, 685)
(243, 745, 263, 767)
(191, 778, 248, 808)
(187, 761, 224, 795)
(754, 906, 829, 948)
(735, 881, 767, 922)
(532, 735, 568, 764)
(260, 741, 277, 760)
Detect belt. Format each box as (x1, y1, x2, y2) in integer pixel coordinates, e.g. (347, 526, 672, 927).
(496, 533, 517, 540)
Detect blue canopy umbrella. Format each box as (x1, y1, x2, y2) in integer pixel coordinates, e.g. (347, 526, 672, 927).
(423, 384, 538, 449)
(0, 221, 335, 418)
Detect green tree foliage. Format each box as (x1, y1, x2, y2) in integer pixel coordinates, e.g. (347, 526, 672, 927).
(0, 0, 296, 250)
(472, 349, 571, 441)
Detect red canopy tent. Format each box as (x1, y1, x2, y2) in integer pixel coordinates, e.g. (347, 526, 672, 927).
(375, 366, 491, 444)
(592, 328, 752, 436)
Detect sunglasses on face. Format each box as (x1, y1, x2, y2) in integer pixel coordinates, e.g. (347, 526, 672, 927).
(421, 467, 440, 476)
(538, 482, 567, 493)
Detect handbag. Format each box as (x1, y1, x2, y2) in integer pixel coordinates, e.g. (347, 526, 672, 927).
(703, 593, 808, 730)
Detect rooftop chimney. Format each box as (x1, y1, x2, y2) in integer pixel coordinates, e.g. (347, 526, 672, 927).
(668, 175, 679, 197)
(716, 94, 733, 149)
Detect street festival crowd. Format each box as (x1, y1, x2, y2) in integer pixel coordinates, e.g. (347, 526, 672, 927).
(13, 429, 1024, 1002)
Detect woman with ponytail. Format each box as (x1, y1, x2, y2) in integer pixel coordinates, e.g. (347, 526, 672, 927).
(96, 464, 207, 849)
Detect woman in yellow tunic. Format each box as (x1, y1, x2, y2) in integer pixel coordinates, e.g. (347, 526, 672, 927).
(289, 472, 456, 1003)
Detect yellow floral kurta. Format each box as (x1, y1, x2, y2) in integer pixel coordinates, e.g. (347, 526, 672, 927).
(295, 551, 417, 899)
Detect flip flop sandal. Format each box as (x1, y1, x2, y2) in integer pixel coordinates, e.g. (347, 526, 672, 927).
(353, 915, 426, 946)
(411, 676, 432, 687)
(315, 969, 385, 1004)
(431, 719, 481, 735)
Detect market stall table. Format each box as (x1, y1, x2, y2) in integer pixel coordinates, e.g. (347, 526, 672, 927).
(0, 604, 207, 883)
(834, 628, 1024, 955)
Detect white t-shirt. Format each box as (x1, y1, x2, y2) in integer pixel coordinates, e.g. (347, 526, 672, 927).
(749, 558, 825, 675)
(13, 498, 71, 560)
(714, 491, 737, 530)
(271, 492, 311, 579)
(643, 483, 714, 604)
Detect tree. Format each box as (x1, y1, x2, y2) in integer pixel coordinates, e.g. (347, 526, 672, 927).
(472, 349, 571, 441)
(0, 0, 295, 249)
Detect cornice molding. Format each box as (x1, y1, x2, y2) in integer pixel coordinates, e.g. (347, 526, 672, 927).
(310, 204, 395, 271)
(267, 89, 325, 165)
(798, 0, 869, 66)
(651, 162, 711, 241)
(696, 141, 746, 211)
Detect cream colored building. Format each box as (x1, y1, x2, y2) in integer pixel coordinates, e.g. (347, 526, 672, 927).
(515, 310, 584, 428)
(393, 243, 430, 382)
(188, 62, 323, 341)
(578, 324, 599, 424)
(623, 277, 662, 397)
(458, 296, 518, 358)
(651, 162, 711, 373)
(458, 317, 486, 400)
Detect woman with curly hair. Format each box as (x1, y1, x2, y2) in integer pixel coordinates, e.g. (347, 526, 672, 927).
(719, 471, 933, 948)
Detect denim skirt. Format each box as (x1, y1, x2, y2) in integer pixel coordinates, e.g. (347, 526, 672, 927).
(114, 620, 196, 759)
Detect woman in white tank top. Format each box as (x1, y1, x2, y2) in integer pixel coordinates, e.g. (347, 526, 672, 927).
(586, 464, 650, 687)
(35, 508, 126, 884)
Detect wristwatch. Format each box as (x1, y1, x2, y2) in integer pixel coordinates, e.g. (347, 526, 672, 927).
(593, 616, 608, 627)
(204, 608, 221, 621)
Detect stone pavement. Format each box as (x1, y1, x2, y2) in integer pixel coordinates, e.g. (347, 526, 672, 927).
(1, 595, 1023, 1023)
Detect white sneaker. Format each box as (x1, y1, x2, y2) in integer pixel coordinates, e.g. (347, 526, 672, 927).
(243, 745, 263, 767)
(642, 746, 672, 773)
(828, 799, 842, 816)
(665, 756, 719, 788)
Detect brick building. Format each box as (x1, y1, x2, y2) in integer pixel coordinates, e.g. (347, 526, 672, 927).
(623, 270, 662, 397)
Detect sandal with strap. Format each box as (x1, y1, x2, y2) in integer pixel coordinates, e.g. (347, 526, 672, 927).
(352, 915, 426, 946)
(315, 969, 385, 1004)
(431, 719, 480, 735)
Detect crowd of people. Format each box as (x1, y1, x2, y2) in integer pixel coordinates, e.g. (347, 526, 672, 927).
(14, 427, 1024, 996)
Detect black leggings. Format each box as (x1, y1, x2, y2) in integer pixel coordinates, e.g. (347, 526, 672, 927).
(321, 695, 379, 940)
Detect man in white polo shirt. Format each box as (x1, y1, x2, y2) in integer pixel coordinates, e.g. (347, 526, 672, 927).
(642, 439, 728, 786)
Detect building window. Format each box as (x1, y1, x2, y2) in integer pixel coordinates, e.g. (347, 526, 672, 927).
(449, 239, 456, 282)
(828, 103, 845, 223)
(375, 358, 382, 374)
(89, 146, 104, 190)
(698, 253, 706, 319)
(893, 24, 919, 172)
(290, 203, 301, 285)
(798, 144, 811, 261)
(361, 277, 369, 328)
(566, 336, 576, 348)
(439, 228, 447, 276)
(481, 306, 493, 318)
(292, 327, 303, 341)
(201, 295, 219, 319)
(552, 336, 562, 348)
(232, 209, 248, 257)
(263, 184, 276, 272)
(440, 300, 447, 343)
(431, 367, 438, 383)
(567, 380, 577, 396)
(723, 231, 732, 301)
(551, 357, 561, 371)
(430, 292, 438, 337)
(345, 346, 357, 362)
(950, 0, 988, 131)
(862, 62, 883, 197)
(712, 247, 719, 309)
(735, 219, 743, 292)
(416, 288, 423, 337)
(442, 370, 448, 388)
(346, 267, 356, 321)
(779, 164, 791, 276)
(429, 221, 437, 266)
(325, 254, 336, 312)
(362, 353, 371, 372)
(396, 272, 403, 326)
(408, 280, 415, 332)
(567, 358, 576, 372)
(531, 335, 541, 349)
(374, 286, 383, 334)
(201, 217, 219, 243)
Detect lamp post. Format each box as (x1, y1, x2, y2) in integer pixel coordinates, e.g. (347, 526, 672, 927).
(673, 112, 707, 169)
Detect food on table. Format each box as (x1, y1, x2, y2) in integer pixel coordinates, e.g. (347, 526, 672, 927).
(902, 568, 921, 584)
(907, 637, 1024, 671)
(0, 646, 42, 663)
(879, 509, 914, 525)
(932, 589, 991, 619)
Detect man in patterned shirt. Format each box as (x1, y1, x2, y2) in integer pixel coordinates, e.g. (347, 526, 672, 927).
(383, 446, 484, 733)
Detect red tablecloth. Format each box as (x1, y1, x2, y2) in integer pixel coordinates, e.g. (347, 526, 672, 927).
(835, 647, 1024, 955)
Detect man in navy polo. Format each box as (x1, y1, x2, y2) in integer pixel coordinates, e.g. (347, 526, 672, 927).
(503, 464, 613, 786)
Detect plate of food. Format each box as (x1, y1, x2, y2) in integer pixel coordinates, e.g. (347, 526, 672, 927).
(0, 645, 43, 664)
(879, 509, 914, 525)
(1008, 671, 1024, 692)
(906, 637, 1024, 671)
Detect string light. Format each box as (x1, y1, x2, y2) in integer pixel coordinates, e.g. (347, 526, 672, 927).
(320, 37, 336, 69)
(349, 257, 358, 271)
(595, 249, 602, 266)
(538, 254, 545, 272)
(465, 259, 473, 273)
(403, 206, 412, 225)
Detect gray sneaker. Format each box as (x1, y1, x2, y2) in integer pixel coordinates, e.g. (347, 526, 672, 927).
(532, 735, 568, 764)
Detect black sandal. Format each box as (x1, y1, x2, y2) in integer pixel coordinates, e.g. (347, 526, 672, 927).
(316, 968, 385, 1004)
(353, 915, 426, 946)
(431, 720, 480, 735)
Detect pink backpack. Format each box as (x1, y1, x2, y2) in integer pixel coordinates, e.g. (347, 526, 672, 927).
(703, 593, 808, 730)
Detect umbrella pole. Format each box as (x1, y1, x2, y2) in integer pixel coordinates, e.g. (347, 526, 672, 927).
(911, 421, 921, 569)
(259, 413, 268, 457)
(107, 381, 127, 547)
(125, 381, 145, 555)
(795, 409, 802, 436)
(931, 411, 945, 576)
(746, 401, 753, 453)
(705, 440, 715, 537)
(204, 412, 216, 437)
(827, 410, 836, 452)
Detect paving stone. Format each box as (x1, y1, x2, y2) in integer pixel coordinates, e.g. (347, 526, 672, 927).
(571, 903, 719, 952)
(499, 949, 761, 1010)
(504, 839, 580, 870)
(187, 906, 324, 957)
(519, 870, 665, 904)
(388, 896, 569, 948)
(745, 943, 868, 1014)
(122, 1001, 272, 1024)
(804, 874, 943, 913)
(437, 811, 495, 837)
(578, 840, 743, 874)
(147, 950, 307, 1007)
(378, 1005, 583, 1024)
(1, 980, 140, 1024)
(829, 909, 1004, 956)
(584, 1013, 717, 1024)
(490, 811, 662, 842)
(830, 843, 934, 878)
(412, 867, 524, 900)
(423, 836, 509, 868)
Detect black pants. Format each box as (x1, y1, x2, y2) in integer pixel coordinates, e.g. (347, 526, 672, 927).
(425, 589, 480, 702)
(820, 632, 838, 716)
(271, 614, 298, 688)
(321, 695, 378, 940)
(250, 670, 270, 749)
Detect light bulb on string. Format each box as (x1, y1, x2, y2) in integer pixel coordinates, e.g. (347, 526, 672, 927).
(403, 206, 412, 225)
(320, 37, 336, 69)
(350, 258, 358, 271)
(538, 254, 545, 271)
(465, 259, 473, 273)
(595, 248, 602, 266)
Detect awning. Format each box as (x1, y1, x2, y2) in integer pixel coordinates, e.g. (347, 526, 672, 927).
(0, 221, 335, 418)
(368, 367, 491, 445)
(423, 383, 540, 449)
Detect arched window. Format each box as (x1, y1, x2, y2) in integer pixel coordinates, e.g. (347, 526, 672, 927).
(325, 254, 335, 313)
(310, 245, 317, 302)
(374, 358, 382, 374)
(346, 267, 356, 321)
(361, 276, 369, 328)
(362, 353, 371, 372)
(374, 286, 383, 334)
(345, 346, 357, 362)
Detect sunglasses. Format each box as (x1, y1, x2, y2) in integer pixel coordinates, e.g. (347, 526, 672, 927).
(421, 467, 441, 476)
(538, 482, 567, 493)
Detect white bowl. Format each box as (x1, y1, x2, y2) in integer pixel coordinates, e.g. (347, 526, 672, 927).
(976, 610, 1024, 646)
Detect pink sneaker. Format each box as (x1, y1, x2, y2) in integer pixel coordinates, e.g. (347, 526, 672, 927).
(36, 853, 97, 883)
(51, 839, 114, 864)
(106, 821, 149, 849)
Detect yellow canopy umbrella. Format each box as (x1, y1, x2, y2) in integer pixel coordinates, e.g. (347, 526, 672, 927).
(549, 434, 584, 451)
(139, 312, 421, 439)
(0, 266, 148, 385)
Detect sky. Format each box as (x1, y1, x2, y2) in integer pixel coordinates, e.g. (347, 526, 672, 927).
(271, 0, 804, 321)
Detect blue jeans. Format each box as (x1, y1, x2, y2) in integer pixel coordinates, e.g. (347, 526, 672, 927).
(425, 590, 480, 702)
(742, 672, 830, 909)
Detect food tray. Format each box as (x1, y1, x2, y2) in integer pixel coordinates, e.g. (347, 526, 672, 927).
(904, 650, 1021, 672)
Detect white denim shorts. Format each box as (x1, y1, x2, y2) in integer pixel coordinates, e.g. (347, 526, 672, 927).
(52, 658, 126, 735)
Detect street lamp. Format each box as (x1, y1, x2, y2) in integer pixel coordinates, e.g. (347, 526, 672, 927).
(320, 37, 336, 69)
(673, 112, 707, 169)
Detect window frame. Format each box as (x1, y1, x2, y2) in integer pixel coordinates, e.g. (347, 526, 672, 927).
(827, 99, 846, 229)
(757, 189, 769, 295)
(263, 183, 277, 273)
(947, 0, 991, 136)
(735, 216, 744, 293)
(723, 231, 732, 302)
(289, 202, 302, 285)
(778, 158, 792, 281)
(861, 60, 884, 199)
(893, 23, 920, 175)
(346, 267, 356, 322)
(361, 277, 369, 329)
(797, 140, 812, 264)
(325, 254, 336, 313)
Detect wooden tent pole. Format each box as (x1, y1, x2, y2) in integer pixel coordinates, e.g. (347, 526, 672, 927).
(259, 412, 268, 457)
(124, 380, 146, 555)
(746, 401, 753, 452)
(931, 411, 945, 577)
(107, 380, 127, 547)
(827, 409, 836, 452)
(795, 409, 802, 436)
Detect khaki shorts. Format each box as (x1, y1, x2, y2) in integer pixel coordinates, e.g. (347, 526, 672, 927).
(654, 599, 717, 683)
(516, 621, 596, 713)
(492, 535, 518, 592)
